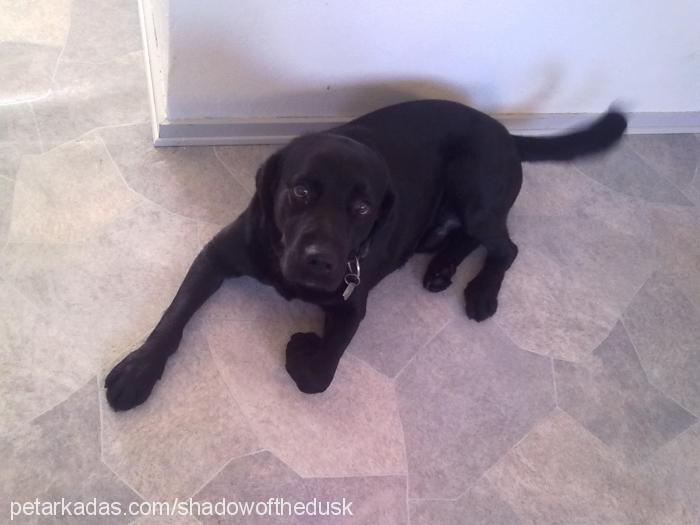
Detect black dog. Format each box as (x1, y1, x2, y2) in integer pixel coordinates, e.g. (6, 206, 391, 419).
(105, 99, 626, 410)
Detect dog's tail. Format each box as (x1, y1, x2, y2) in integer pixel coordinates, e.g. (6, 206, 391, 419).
(512, 109, 627, 163)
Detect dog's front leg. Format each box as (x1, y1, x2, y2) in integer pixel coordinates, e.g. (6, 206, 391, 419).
(286, 298, 366, 394)
(105, 218, 252, 411)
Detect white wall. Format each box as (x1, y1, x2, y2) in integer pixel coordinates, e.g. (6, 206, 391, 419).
(155, 0, 700, 124)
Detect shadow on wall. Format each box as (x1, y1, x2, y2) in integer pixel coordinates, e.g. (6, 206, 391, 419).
(166, 38, 567, 120)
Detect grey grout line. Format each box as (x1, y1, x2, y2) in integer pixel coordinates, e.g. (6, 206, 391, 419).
(625, 326, 700, 420)
(213, 146, 255, 197)
(407, 496, 460, 503)
(295, 470, 409, 480)
(38, 119, 150, 156)
(187, 447, 268, 499)
(494, 319, 552, 360)
(619, 274, 700, 420)
(28, 102, 45, 153)
(627, 136, 700, 201)
(49, 1, 71, 83)
(393, 315, 454, 382)
(392, 379, 411, 489)
(96, 374, 152, 502)
(201, 330, 265, 450)
(97, 133, 203, 226)
(405, 474, 411, 525)
(446, 405, 562, 504)
(550, 357, 559, 408)
(645, 420, 700, 463)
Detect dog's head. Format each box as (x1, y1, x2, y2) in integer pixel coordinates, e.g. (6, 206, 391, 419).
(255, 133, 394, 292)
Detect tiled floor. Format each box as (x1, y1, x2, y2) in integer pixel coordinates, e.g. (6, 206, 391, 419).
(2, 1, 700, 524)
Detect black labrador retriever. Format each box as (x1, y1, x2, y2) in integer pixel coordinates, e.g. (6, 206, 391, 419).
(106, 99, 626, 410)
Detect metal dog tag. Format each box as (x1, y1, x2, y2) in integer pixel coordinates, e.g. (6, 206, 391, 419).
(342, 257, 361, 301)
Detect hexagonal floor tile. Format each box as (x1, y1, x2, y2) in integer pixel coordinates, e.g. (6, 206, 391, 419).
(202, 314, 406, 478)
(484, 410, 687, 523)
(0, 379, 139, 524)
(555, 322, 695, 463)
(99, 124, 251, 225)
(396, 319, 554, 499)
(101, 327, 260, 500)
(623, 272, 700, 415)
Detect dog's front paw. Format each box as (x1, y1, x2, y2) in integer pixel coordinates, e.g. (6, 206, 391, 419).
(105, 345, 167, 411)
(465, 276, 499, 321)
(285, 332, 336, 394)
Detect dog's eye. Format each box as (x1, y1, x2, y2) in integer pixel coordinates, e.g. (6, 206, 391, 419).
(352, 200, 371, 216)
(291, 185, 310, 200)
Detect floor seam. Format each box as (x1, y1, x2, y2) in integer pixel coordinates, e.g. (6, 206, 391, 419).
(97, 133, 204, 225)
(446, 406, 560, 503)
(49, 0, 72, 83)
(28, 102, 45, 154)
(393, 315, 454, 382)
(619, 280, 700, 420)
(213, 146, 255, 197)
(187, 447, 268, 499)
(550, 357, 559, 408)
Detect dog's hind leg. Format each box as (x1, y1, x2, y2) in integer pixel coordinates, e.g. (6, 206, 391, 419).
(423, 231, 480, 292)
(446, 150, 521, 321)
(462, 220, 518, 321)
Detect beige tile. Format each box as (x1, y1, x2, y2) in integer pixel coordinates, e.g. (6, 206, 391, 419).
(195, 451, 303, 525)
(99, 124, 251, 225)
(497, 214, 656, 361)
(0, 279, 90, 433)
(410, 478, 521, 525)
(195, 451, 407, 525)
(626, 134, 698, 190)
(637, 424, 700, 523)
(0, 176, 13, 243)
(0, 0, 71, 47)
(347, 255, 462, 377)
(396, 320, 554, 499)
(1, 201, 201, 401)
(0, 103, 42, 154)
(61, 0, 142, 63)
(33, 52, 149, 148)
(513, 161, 653, 239)
(0, 380, 139, 524)
(503, 161, 656, 361)
(196, 221, 224, 249)
(301, 475, 407, 525)
(0, 42, 59, 103)
(622, 273, 700, 415)
(555, 323, 695, 463)
(485, 410, 686, 524)
(0, 143, 22, 179)
(9, 135, 139, 244)
(202, 315, 406, 478)
(101, 328, 259, 500)
(646, 204, 700, 309)
(214, 145, 280, 195)
(575, 138, 694, 206)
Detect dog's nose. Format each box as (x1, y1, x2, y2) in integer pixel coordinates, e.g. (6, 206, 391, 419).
(303, 245, 337, 275)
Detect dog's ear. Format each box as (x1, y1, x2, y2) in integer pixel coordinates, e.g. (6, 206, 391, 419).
(377, 187, 395, 229)
(254, 152, 282, 232)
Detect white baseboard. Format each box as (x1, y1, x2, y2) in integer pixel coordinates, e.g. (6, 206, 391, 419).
(139, 2, 700, 147)
(150, 111, 700, 147)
